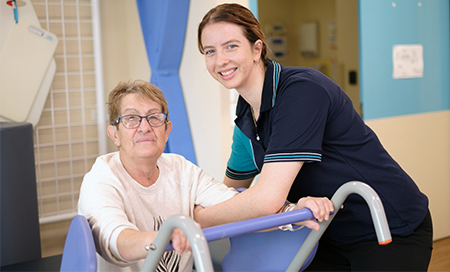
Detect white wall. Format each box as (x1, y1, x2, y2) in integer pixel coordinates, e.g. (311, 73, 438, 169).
(367, 111, 450, 240)
(100, 0, 150, 152)
(180, 0, 232, 180)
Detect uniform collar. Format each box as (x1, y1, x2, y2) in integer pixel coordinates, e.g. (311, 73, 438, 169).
(235, 60, 282, 120)
(261, 60, 282, 113)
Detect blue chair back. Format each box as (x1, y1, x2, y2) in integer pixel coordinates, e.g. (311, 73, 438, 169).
(222, 227, 317, 272)
(60, 215, 97, 272)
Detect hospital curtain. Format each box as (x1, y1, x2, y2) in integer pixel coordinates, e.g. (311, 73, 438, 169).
(135, 0, 196, 164)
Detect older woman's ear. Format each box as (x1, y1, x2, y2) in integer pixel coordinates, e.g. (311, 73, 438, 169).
(164, 121, 173, 143)
(107, 125, 121, 147)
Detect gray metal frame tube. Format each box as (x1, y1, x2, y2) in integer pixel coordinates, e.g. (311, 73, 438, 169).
(286, 181, 392, 271)
(140, 215, 213, 272)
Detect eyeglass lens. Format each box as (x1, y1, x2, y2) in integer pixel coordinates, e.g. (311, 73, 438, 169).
(120, 113, 166, 129)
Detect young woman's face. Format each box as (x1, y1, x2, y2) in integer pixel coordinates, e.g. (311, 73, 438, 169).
(201, 22, 262, 91)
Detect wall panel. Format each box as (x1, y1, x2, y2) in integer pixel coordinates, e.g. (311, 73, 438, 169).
(31, 0, 101, 223)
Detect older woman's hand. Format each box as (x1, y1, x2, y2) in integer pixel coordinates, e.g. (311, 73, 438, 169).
(170, 228, 192, 255)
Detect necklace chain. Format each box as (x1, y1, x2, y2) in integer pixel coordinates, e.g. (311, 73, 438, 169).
(250, 106, 260, 141)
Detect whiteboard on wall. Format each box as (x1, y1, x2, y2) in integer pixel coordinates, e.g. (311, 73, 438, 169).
(0, 0, 57, 126)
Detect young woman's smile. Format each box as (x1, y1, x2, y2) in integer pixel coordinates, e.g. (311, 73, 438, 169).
(219, 67, 237, 77)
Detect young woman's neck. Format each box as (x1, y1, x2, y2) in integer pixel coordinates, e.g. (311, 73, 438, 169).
(236, 64, 266, 119)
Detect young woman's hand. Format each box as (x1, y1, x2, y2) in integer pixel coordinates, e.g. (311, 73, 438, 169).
(294, 196, 334, 231)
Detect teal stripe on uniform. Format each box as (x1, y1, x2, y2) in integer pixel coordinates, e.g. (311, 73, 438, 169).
(266, 155, 321, 159)
(264, 152, 322, 162)
(272, 62, 281, 107)
(226, 167, 259, 180)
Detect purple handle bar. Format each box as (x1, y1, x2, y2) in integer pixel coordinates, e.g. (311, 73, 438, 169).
(166, 207, 317, 251)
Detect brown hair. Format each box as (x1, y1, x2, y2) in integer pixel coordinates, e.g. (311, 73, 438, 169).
(197, 3, 268, 67)
(107, 80, 169, 125)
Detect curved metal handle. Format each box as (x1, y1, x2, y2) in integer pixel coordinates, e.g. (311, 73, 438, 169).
(140, 215, 213, 272)
(286, 181, 392, 272)
(330, 181, 392, 244)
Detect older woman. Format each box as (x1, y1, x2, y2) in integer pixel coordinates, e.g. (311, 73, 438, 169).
(78, 80, 238, 272)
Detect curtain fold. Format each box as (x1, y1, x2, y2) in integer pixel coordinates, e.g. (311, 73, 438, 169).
(136, 0, 196, 164)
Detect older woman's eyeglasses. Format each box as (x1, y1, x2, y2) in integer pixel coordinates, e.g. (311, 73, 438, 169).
(114, 113, 168, 129)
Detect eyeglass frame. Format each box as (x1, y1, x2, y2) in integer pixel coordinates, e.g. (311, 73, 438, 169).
(112, 112, 168, 129)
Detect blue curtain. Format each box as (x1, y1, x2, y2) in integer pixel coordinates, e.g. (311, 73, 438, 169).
(136, 0, 196, 164)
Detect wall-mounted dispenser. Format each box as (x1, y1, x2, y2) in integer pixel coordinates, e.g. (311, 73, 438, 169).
(300, 21, 319, 57)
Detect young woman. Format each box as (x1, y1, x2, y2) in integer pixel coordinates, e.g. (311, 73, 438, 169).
(196, 3, 432, 271)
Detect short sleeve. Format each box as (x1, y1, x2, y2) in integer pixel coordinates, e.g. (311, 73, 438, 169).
(226, 125, 259, 179)
(265, 76, 331, 163)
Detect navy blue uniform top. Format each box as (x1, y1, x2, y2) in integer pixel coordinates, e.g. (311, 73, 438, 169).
(226, 60, 429, 246)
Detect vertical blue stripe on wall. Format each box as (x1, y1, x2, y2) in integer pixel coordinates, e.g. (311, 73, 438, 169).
(135, 0, 196, 164)
(249, 0, 259, 20)
(359, 0, 450, 120)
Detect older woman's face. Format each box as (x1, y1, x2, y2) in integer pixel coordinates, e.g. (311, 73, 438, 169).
(201, 21, 262, 92)
(107, 93, 171, 164)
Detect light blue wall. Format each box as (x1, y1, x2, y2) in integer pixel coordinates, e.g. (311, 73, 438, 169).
(359, 0, 450, 120)
(249, 0, 258, 19)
